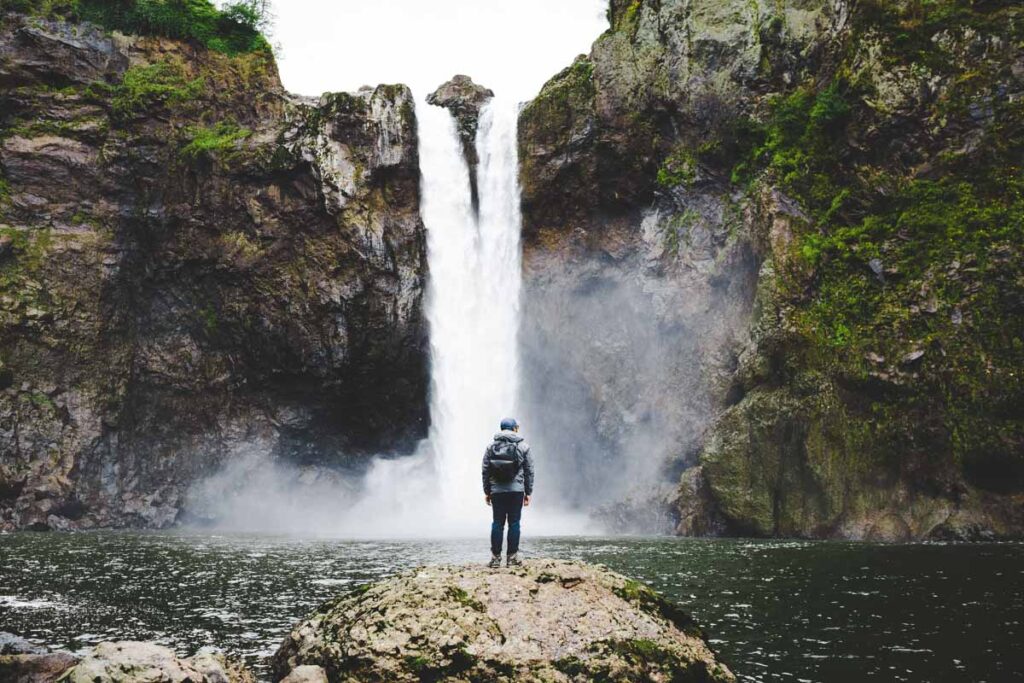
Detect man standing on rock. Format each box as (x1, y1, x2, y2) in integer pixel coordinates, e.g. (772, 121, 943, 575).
(482, 418, 534, 568)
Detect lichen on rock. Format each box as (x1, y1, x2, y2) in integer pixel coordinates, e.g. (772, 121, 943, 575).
(272, 559, 734, 682)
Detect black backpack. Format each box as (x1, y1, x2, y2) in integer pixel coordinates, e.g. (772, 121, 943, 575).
(489, 440, 521, 484)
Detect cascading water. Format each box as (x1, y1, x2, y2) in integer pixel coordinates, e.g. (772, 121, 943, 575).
(424, 98, 523, 523)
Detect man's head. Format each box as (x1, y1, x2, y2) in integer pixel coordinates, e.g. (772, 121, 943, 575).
(500, 417, 519, 432)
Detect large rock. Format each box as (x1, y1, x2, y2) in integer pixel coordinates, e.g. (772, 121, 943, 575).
(0, 639, 254, 683)
(0, 633, 48, 656)
(272, 559, 734, 682)
(65, 642, 253, 683)
(0, 15, 429, 530)
(426, 75, 494, 209)
(0, 652, 79, 683)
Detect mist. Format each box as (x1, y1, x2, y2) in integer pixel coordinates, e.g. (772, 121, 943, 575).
(518, 200, 761, 532)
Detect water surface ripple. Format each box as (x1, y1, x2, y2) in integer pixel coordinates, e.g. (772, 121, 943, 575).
(1, 532, 1021, 682)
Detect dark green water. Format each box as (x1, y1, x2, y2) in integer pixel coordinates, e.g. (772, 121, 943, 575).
(0, 532, 1022, 682)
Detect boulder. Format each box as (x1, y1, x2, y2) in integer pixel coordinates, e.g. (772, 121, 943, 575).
(273, 559, 734, 682)
(64, 642, 253, 683)
(0, 632, 48, 655)
(0, 653, 79, 683)
(426, 75, 494, 209)
(280, 665, 328, 683)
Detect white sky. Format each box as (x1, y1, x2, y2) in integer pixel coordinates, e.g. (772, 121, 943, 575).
(269, 0, 609, 102)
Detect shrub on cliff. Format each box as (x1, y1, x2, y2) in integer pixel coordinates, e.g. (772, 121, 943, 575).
(0, 0, 271, 55)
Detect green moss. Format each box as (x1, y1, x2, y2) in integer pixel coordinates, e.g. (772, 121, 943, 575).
(656, 147, 697, 189)
(198, 305, 217, 335)
(219, 231, 259, 258)
(179, 121, 251, 162)
(5, 0, 272, 56)
(552, 655, 585, 677)
(660, 209, 698, 258)
(734, 79, 853, 222)
(0, 228, 54, 314)
(4, 115, 107, 141)
(27, 390, 55, 410)
(525, 56, 595, 122)
(613, 0, 643, 37)
(403, 654, 430, 673)
(402, 646, 477, 679)
(715, 0, 1024, 497)
(112, 61, 205, 118)
(446, 586, 486, 612)
(608, 638, 669, 662)
(614, 579, 702, 638)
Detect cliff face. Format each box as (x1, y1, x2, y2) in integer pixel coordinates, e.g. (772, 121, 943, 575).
(426, 75, 493, 210)
(519, 0, 1024, 539)
(0, 15, 428, 530)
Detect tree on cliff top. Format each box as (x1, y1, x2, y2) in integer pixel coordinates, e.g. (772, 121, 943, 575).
(0, 0, 273, 55)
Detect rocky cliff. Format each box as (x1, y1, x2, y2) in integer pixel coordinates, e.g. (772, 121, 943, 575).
(0, 12, 428, 530)
(519, 0, 1024, 539)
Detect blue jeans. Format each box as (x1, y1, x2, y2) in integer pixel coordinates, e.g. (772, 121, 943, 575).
(490, 492, 524, 556)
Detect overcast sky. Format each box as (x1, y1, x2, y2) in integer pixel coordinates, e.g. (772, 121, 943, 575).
(270, 0, 609, 102)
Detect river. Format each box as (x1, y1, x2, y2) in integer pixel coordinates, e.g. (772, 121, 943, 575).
(1, 532, 1021, 682)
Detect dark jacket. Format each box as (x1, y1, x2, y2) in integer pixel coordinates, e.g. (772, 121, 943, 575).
(482, 430, 534, 496)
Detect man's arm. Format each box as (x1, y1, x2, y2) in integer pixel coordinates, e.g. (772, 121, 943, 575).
(522, 444, 534, 498)
(482, 446, 492, 499)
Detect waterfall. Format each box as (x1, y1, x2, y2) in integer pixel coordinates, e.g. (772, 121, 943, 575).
(324, 96, 595, 537)
(421, 99, 523, 523)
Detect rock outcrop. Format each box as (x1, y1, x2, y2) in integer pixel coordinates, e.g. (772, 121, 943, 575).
(427, 75, 494, 209)
(519, 0, 1024, 538)
(0, 640, 254, 683)
(66, 642, 254, 683)
(0, 13, 428, 530)
(272, 559, 734, 682)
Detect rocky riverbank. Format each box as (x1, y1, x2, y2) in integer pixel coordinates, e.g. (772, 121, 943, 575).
(0, 560, 734, 682)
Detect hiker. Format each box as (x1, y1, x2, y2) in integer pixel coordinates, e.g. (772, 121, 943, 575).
(482, 417, 534, 568)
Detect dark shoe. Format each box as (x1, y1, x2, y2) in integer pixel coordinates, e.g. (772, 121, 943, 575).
(488, 554, 502, 568)
(506, 553, 522, 567)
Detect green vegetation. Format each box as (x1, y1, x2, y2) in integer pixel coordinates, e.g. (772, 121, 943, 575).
(526, 56, 595, 121)
(179, 120, 251, 161)
(733, 80, 853, 223)
(198, 305, 217, 335)
(611, 0, 644, 38)
(27, 390, 56, 410)
(659, 209, 698, 258)
(0, 228, 53, 314)
(4, 114, 108, 141)
(614, 578, 703, 637)
(712, 0, 1024, 488)
(402, 654, 430, 674)
(445, 586, 486, 612)
(111, 60, 204, 117)
(2, 0, 271, 55)
(656, 147, 697, 189)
